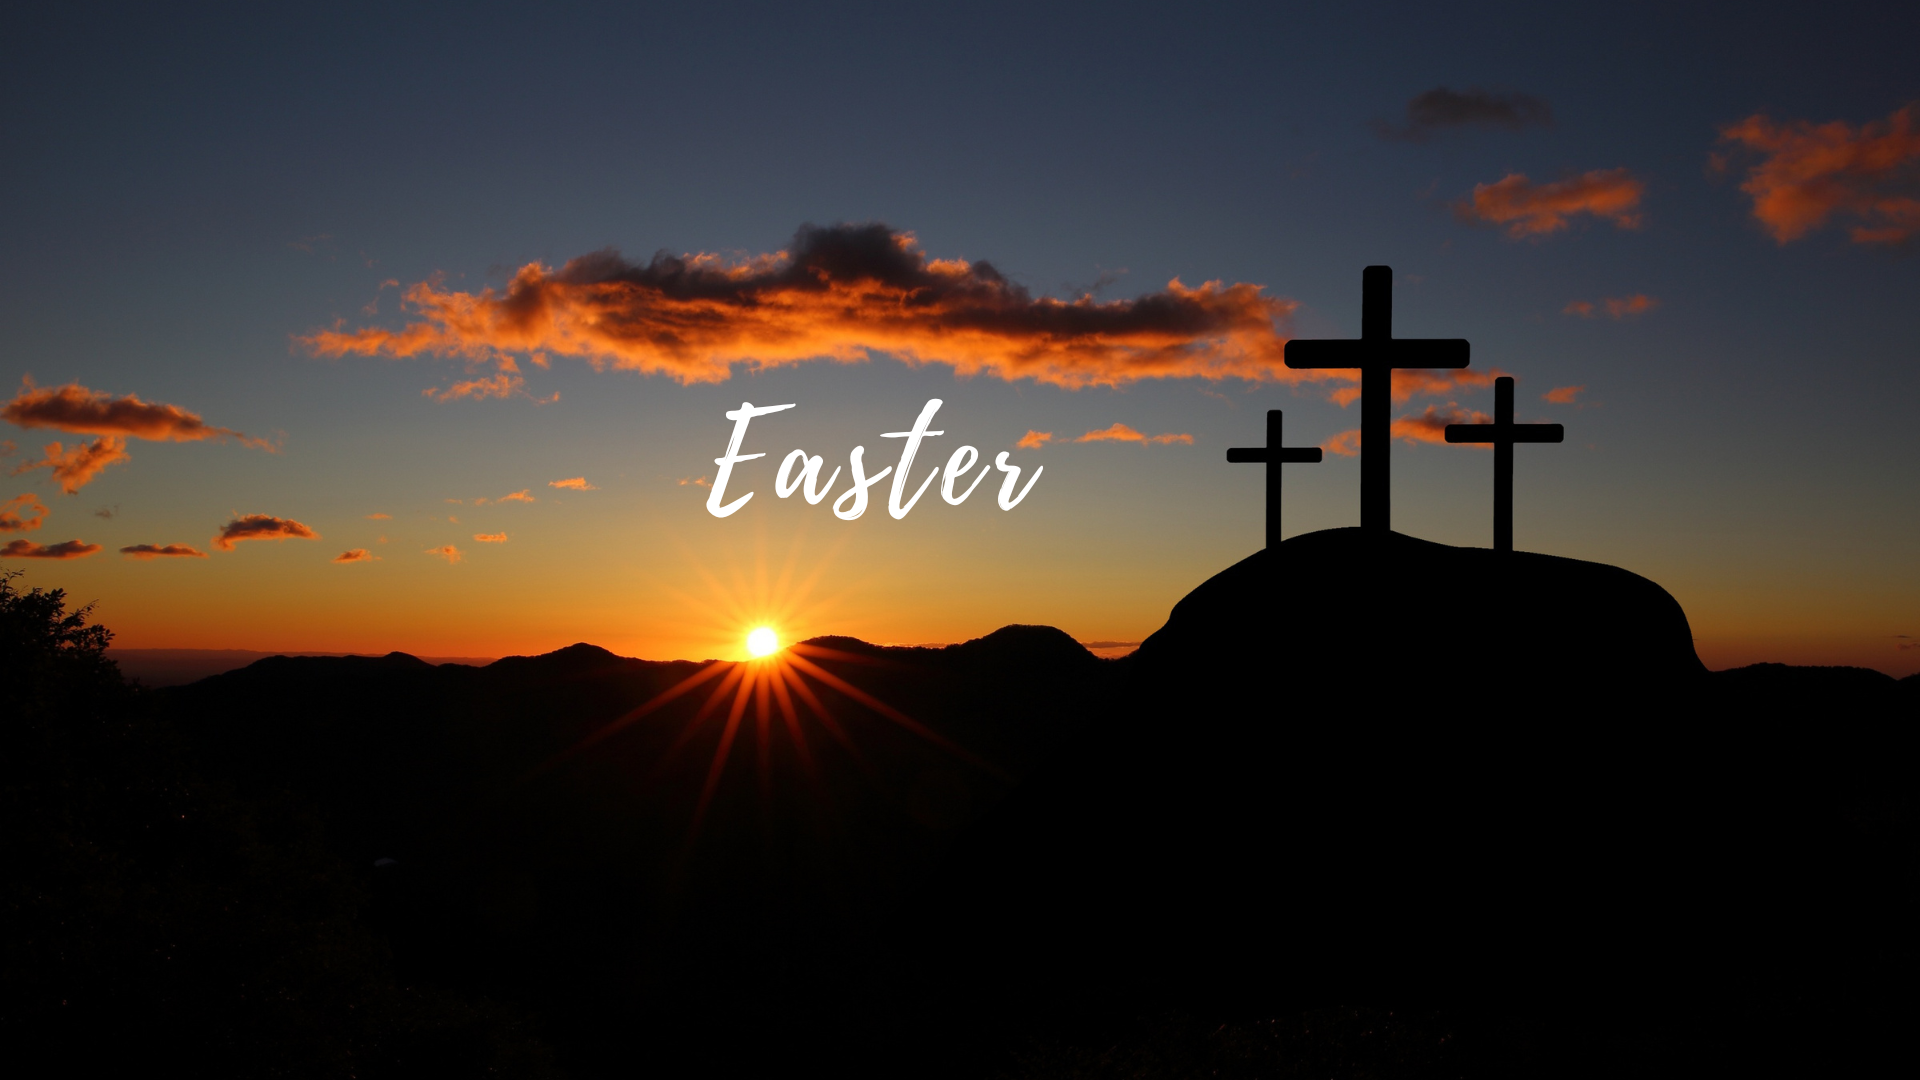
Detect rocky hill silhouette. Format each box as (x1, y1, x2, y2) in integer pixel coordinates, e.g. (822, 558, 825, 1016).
(906, 530, 1913, 1076)
(54, 528, 1909, 1077)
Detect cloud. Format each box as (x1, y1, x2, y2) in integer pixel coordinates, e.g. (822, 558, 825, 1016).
(300, 222, 1347, 393)
(473, 532, 507, 543)
(1394, 404, 1493, 446)
(1321, 429, 1363, 457)
(678, 476, 710, 488)
(120, 543, 208, 559)
(1564, 295, 1658, 319)
(1075, 423, 1195, 445)
(1324, 367, 1503, 408)
(3, 379, 270, 448)
(366, 512, 391, 520)
(1, 493, 47, 533)
(2, 538, 101, 559)
(548, 477, 596, 490)
(495, 489, 535, 503)
(1543, 385, 1586, 405)
(1457, 170, 1644, 237)
(334, 548, 377, 563)
(1376, 86, 1552, 141)
(1016, 430, 1054, 449)
(212, 514, 319, 551)
(11, 437, 132, 494)
(425, 544, 463, 564)
(1716, 104, 1920, 245)
(94, 506, 115, 519)
(422, 372, 558, 404)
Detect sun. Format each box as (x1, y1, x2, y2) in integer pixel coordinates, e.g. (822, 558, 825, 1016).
(746, 625, 779, 658)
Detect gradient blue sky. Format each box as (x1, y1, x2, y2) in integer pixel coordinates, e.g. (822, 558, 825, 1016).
(4, 2, 1917, 671)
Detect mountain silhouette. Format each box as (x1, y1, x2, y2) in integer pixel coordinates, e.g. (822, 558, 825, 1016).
(153, 624, 1110, 1075)
(82, 530, 1913, 1076)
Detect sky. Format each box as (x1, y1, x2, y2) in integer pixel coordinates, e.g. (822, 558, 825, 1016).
(3, 1, 1917, 673)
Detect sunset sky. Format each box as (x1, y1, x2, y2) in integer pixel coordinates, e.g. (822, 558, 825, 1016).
(3, 3, 1917, 672)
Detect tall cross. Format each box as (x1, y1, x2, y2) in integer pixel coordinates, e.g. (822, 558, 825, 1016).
(1284, 266, 1469, 531)
(1444, 376, 1563, 552)
(1226, 409, 1322, 549)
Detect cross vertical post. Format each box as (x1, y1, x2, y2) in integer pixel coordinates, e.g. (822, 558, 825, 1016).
(1226, 409, 1322, 549)
(1444, 376, 1564, 552)
(1360, 267, 1393, 531)
(1285, 267, 1470, 532)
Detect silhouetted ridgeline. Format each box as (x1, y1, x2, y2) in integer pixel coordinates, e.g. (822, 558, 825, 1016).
(7, 531, 1915, 1078)
(105, 648, 498, 688)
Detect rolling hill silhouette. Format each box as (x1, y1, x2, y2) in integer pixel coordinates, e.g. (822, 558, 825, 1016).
(129, 528, 1913, 1077)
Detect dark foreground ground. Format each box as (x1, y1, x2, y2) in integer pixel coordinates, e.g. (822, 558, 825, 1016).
(6, 534, 1915, 1077)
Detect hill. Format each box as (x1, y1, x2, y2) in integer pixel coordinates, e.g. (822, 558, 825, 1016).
(904, 530, 1914, 1076)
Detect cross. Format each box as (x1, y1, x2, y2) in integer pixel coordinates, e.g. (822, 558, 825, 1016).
(1444, 376, 1563, 552)
(1284, 266, 1469, 531)
(1226, 409, 1322, 549)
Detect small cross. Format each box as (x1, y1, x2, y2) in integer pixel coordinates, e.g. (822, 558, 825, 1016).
(1444, 376, 1564, 552)
(1284, 266, 1469, 531)
(1226, 410, 1322, 549)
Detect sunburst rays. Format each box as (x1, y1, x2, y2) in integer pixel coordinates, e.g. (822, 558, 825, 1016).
(532, 531, 998, 846)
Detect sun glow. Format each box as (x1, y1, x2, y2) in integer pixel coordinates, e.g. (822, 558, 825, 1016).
(519, 532, 996, 848)
(746, 626, 779, 658)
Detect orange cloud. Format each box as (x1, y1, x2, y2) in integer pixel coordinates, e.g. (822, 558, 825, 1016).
(12, 437, 132, 494)
(1325, 368, 1504, 408)
(473, 532, 508, 543)
(1543, 385, 1586, 404)
(2, 538, 101, 559)
(0, 493, 47, 533)
(213, 514, 319, 551)
(1393, 404, 1492, 446)
(1564, 295, 1658, 319)
(425, 544, 463, 564)
(1016, 430, 1054, 449)
(120, 543, 208, 559)
(496, 489, 535, 503)
(548, 477, 596, 490)
(422, 372, 559, 404)
(1717, 104, 1920, 244)
(1458, 169, 1644, 237)
(366, 512, 392, 520)
(1075, 423, 1195, 445)
(300, 223, 1346, 392)
(1322, 429, 1363, 457)
(678, 476, 711, 488)
(334, 548, 377, 563)
(3, 379, 270, 448)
